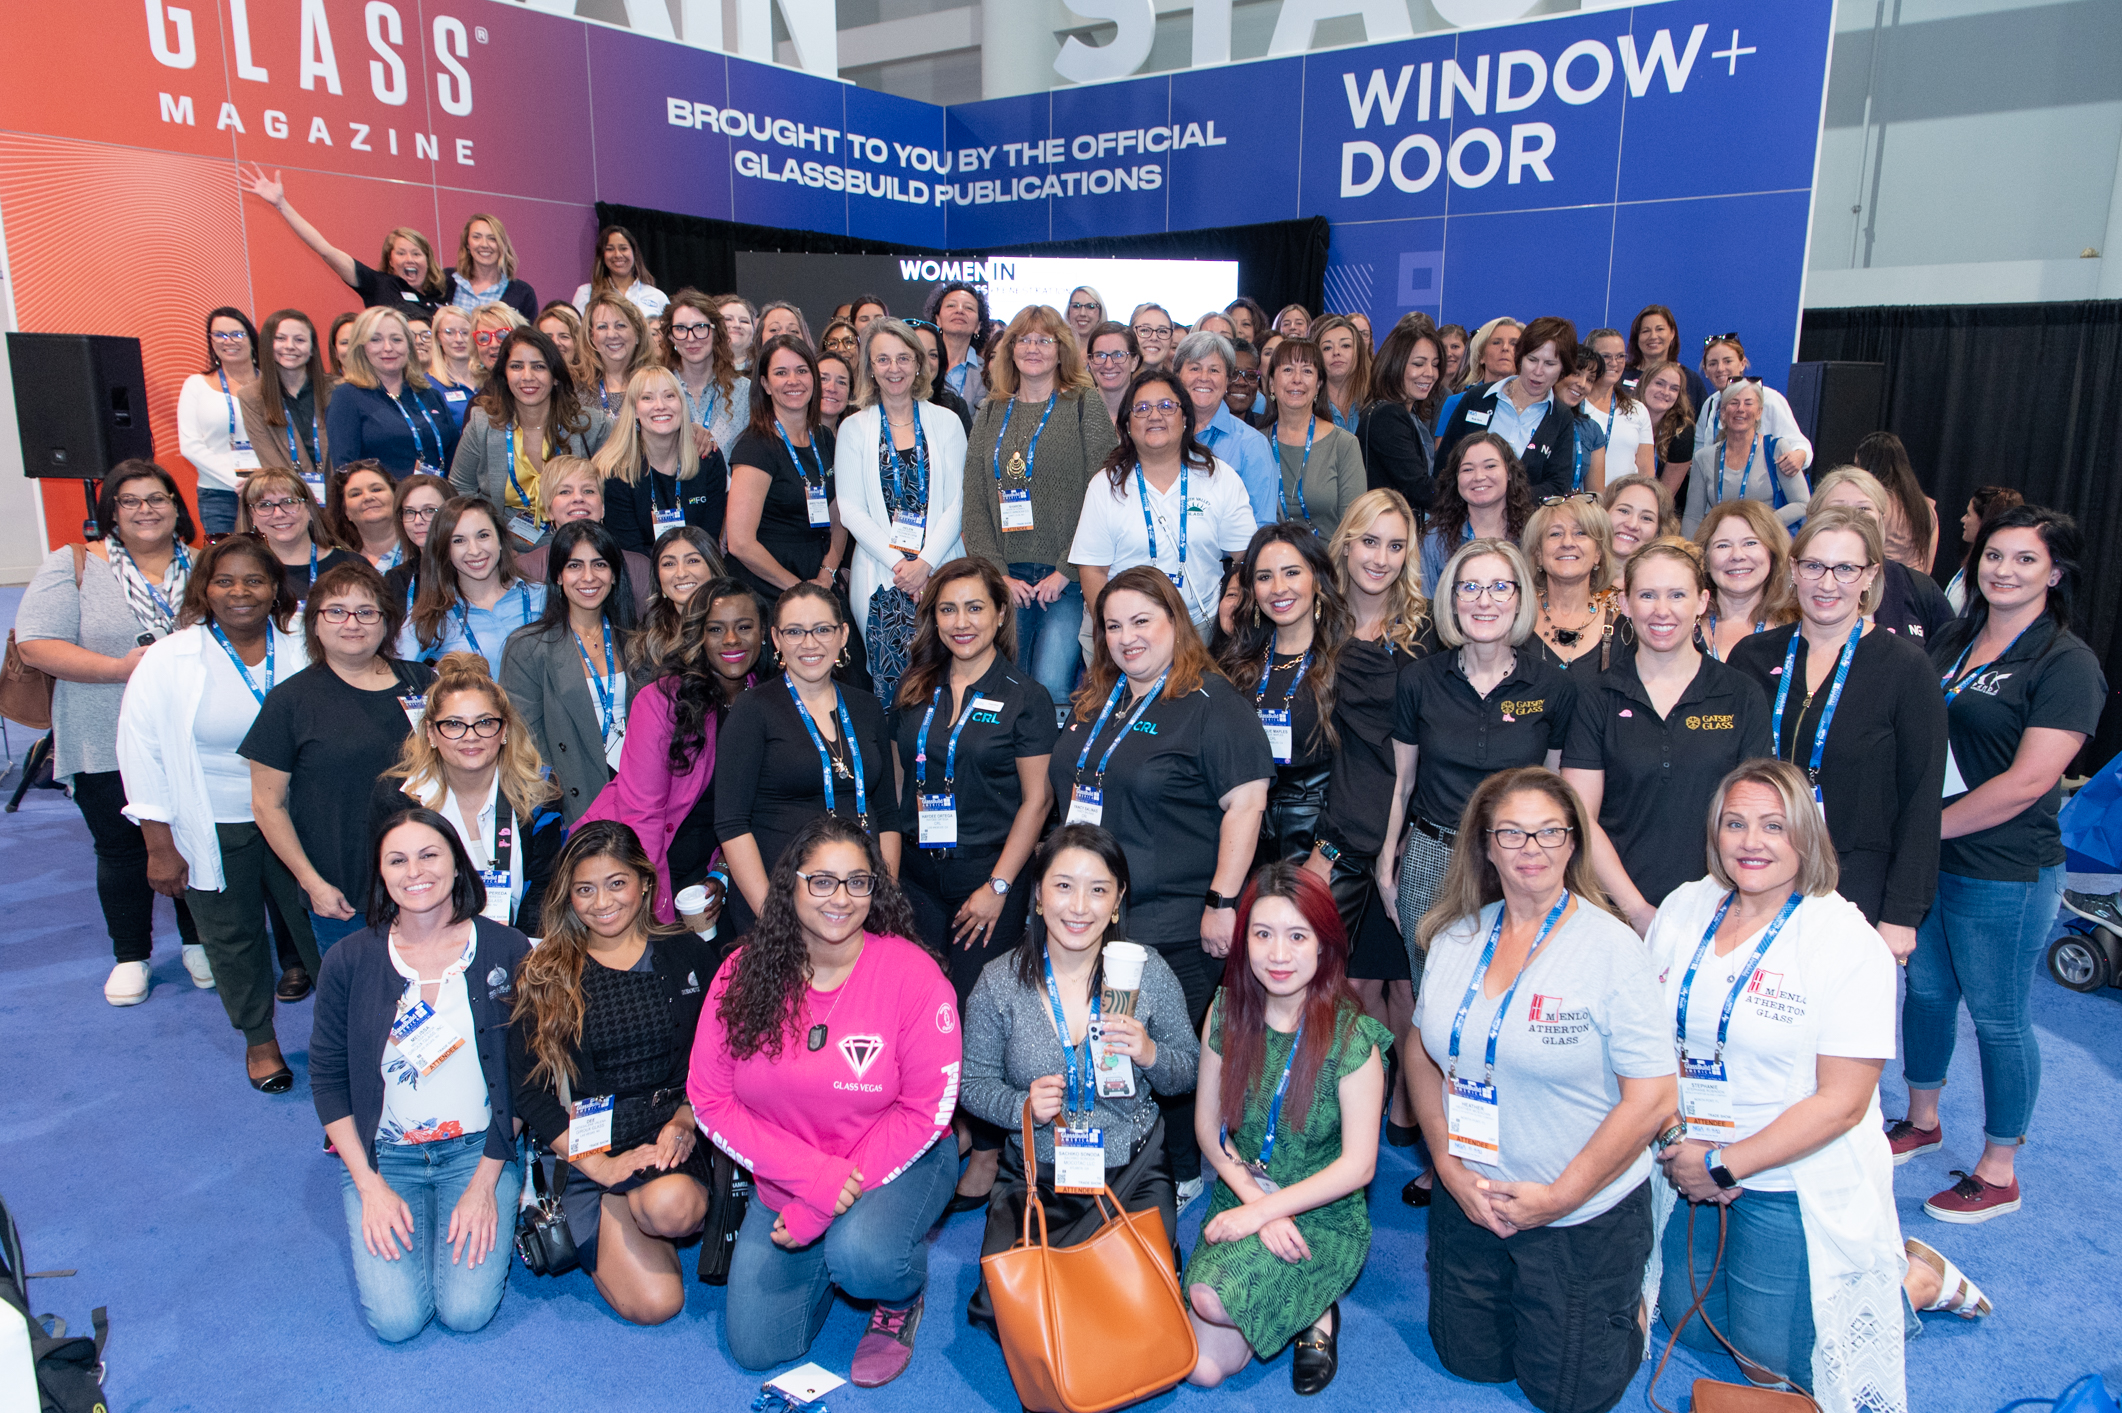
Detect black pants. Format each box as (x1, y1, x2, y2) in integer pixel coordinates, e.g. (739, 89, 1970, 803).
(1428, 1178, 1653, 1413)
(185, 824, 320, 1044)
(71, 769, 198, 963)
(1150, 934, 1216, 1182)
(905, 847, 1032, 1155)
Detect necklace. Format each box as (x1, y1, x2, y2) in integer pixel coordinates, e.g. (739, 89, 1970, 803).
(1541, 594, 1597, 648)
(806, 957, 858, 1051)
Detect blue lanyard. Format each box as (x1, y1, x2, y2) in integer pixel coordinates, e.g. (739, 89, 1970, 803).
(1715, 432, 1759, 505)
(1220, 1016, 1306, 1169)
(1675, 891, 1803, 1060)
(1256, 648, 1312, 706)
(879, 411, 929, 514)
(1941, 628, 2027, 706)
(785, 674, 869, 827)
(389, 388, 444, 469)
(1134, 462, 1189, 587)
(452, 583, 532, 655)
(503, 426, 541, 523)
(1042, 949, 1101, 1124)
(776, 422, 826, 492)
(1072, 667, 1167, 784)
(115, 541, 190, 627)
(1447, 892, 1570, 1082)
(284, 410, 318, 469)
(218, 368, 251, 449)
(574, 621, 617, 738)
(209, 621, 273, 703)
(992, 394, 1055, 485)
(1571, 421, 1588, 492)
(379, 544, 403, 572)
(1277, 417, 1315, 524)
(914, 681, 981, 791)
(1703, 607, 1765, 662)
(1771, 621, 1861, 783)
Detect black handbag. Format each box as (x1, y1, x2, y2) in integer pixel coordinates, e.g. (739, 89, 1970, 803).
(515, 1149, 580, 1278)
(694, 1144, 752, 1285)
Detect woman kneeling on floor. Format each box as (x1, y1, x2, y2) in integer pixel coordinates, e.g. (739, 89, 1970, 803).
(1185, 862, 1390, 1396)
(509, 820, 721, 1324)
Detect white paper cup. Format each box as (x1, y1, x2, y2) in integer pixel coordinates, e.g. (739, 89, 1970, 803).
(675, 884, 712, 931)
(1102, 941, 1148, 991)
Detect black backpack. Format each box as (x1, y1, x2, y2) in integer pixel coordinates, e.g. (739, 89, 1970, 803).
(0, 1190, 109, 1413)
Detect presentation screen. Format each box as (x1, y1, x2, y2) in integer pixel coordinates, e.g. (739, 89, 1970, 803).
(734, 252, 1239, 342)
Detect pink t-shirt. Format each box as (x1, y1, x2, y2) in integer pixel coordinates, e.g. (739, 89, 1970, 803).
(688, 932, 961, 1244)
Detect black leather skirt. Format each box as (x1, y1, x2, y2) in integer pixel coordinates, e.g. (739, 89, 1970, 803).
(1256, 759, 1332, 870)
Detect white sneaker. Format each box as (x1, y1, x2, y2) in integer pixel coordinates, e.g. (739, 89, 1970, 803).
(1175, 1176, 1207, 1209)
(104, 961, 152, 1006)
(182, 944, 217, 989)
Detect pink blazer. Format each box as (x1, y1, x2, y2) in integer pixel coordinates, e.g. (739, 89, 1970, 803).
(576, 676, 716, 922)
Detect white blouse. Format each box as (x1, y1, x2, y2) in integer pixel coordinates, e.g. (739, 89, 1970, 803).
(376, 927, 492, 1147)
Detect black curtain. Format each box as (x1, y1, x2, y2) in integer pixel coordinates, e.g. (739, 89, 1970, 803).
(1799, 299, 2122, 765)
(596, 203, 1329, 322)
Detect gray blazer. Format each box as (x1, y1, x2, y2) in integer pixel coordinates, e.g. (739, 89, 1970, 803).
(448, 406, 613, 524)
(498, 621, 614, 823)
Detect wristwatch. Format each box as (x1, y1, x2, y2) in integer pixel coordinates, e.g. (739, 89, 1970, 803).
(987, 876, 1009, 896)
(1204, 889, 1239, 911)
(1705, 1149, 1739, 1190)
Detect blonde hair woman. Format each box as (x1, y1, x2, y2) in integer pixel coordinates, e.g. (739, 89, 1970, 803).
(237, 468, 358, 600)
(470, 301, 527, 376)
(536, 302, 599, 393)
(425, 305, 479, 424)
(326, 306, 461, 477)
(1523, 495, 1621, 672)
(591, 365, 721, 557)
(449, 213, 537, 319)
(374, 651, 561, 928)
(585, 295, 655, 413)
(1807, 464, 1956, 640)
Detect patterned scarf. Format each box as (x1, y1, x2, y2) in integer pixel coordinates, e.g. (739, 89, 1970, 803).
(104, 539, 191, 638)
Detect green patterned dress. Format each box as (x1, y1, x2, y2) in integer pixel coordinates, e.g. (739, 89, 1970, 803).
(1183, 994, 1391, 1356)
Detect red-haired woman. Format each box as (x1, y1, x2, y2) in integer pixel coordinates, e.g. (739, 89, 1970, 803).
(1184, 861, 1389, 1395)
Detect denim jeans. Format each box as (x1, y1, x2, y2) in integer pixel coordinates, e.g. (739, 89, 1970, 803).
(309, 911, 370, 953)
(338, 1131, 520, 1343)
(1660, 1193, 1920, 1393)
(722, 1137, 957, 1370)
(1008, 562, 1084, 715)
(196, 487, 239, 535)
(1903, 864, 2067, 1143)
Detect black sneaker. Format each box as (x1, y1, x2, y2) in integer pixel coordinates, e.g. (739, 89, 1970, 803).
(2062, 890, 2122, 934)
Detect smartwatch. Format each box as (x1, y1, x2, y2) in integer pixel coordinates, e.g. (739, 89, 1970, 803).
(1705, 1149, 1738, 1190)
(1204, 889, 1238, 911)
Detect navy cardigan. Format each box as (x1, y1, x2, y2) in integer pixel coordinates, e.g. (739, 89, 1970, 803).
(310, 916, 531, 1165)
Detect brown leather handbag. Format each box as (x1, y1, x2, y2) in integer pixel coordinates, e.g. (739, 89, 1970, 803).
(979, 1100, 1199, 1413)
(0, 545, 86, 732)
(1650, 1201, 1820, 1413)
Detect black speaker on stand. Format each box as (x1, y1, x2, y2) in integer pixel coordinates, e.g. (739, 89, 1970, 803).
(1786, 361, 1886, 471)
(7, 331, 156, 540)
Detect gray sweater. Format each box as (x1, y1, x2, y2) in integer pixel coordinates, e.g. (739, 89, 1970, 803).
(961, 946, 1199, 1169)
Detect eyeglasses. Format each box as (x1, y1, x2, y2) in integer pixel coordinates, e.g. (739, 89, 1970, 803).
(1017, 335, 1057, 350)
(1089, 350, 1132, 365)
(1130, 399, 1181, 418)
(116, 493, 173, 511)
(1067, 301, 1101, 313)
(473, 330, 511, 346)
(1487, 825, 1574, 850)
(776, 623, 841, 644)
(431, 714, 504, 739)
(319, 605, 383, 624)
(1229, 370, 1261, 385)
(1539, 494, 1598, 508)
(669, 322, 715, 341)
(401, 505, 440, 523)
(1132, 324, 1174, 339)
(794, 870, 877, 897)
(1793, 558, 1869, 584)
(824, 336, 857, 351)
(1453, 580, 1519, 601)
(251, 497, 304, 516)
(209, 330, 250, 343)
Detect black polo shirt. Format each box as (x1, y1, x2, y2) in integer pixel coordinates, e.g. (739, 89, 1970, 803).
(1047, 674, 1274, 948)
(887, 654, 1058, 863)
(1876, 560, 1953, 645)
(1930, 617, 2108, 882)
(351, 260, 440, 319)
(1561, 655, 1770, 906)
(1322, 634, 1427, 857)
(1392, 648, 1576, 831)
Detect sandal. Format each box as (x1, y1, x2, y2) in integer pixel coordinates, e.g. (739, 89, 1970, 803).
(1906, 1238, 1992, 1319)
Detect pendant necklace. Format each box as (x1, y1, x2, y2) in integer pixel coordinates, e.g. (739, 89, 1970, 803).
(806, 958, 857, 1051)
(1542, 595, 1595, 648)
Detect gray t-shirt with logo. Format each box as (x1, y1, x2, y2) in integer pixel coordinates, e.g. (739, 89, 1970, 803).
(1416, 895, 1674, 1226)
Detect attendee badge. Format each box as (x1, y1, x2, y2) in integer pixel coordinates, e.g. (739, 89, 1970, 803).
(653, 506, 684, 529)
(400, 693, 427, 732)
(1066, 783, 1104, 826)
(1942, 744, 1968, 798)
(806, 486, 831, 528)
(300, 471, 328, 497)
(1678, 1057, 1736, 1143)
(1053, 1128, 1106, 1194)
(604, 717, 628, 771)
(566, 1094, 615, 1158)
(888, 511, 927, 553)
(508, 514, 542, 545)
(1445, 1076, 1501, 1163)
(389, 1000, 465, 1077)
(1000, 487, 1034, 531)
(478, 868, 513, 923)
(230, 440, 262, 471)
(917, 793, 958, 846)
(1259, 707, 1293, 764)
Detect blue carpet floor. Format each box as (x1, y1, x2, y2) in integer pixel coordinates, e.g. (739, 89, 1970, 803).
(1, 788, 2118, 1410)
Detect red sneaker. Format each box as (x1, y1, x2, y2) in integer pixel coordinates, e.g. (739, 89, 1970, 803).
(1923, 1170, 2021, 1224)
(851, 1293, 924, 1388)
(1885, 1118, 1942, 1165)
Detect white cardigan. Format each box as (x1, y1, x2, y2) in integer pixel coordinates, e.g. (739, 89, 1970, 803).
(832, 401, 969, 642)
(116, 623, 311, 892)
(177, 372, 256, 494)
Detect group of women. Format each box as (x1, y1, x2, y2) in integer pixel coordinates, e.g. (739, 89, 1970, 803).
(18, 255, 2105, 1410)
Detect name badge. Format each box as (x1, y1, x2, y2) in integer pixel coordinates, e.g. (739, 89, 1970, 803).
(888, 511, 927, 554)
(389, 999, 465, 1077)
(1242, 1160, 1280, 1195)
(1000, 487, 1034, 531)
(508, 515, 542, 545)
(229, 441, 262, 471)
(1092, 1023, 1136, 1099)
(1053, 1128, 1106, 1194)
(1445, 1076, 1501, 1164)
(401, 693, 427, 732)
(806, 486, 831, 527)
(1465, 409, 1493, 427)
(917, 793, 958, 847)
(1066, 783, 1104, 826)
(478, 867, 513, 923)
(566, 1093, 615, 1159)
(300, 471, 328, 497)
(604, 718, 628, 772)
(652, 506, 684, 529)
(1678, 1056, 1736, 1143)
(1260, 707, 1293, 764)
